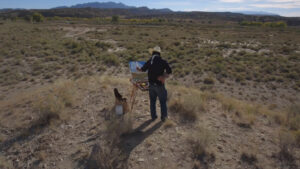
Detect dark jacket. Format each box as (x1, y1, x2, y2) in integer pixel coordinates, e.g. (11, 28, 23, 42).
(141, 53, 172, 85)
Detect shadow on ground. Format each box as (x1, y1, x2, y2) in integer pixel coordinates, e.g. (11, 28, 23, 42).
(84, 119, 162, 169)
(120, 119, 163, 155)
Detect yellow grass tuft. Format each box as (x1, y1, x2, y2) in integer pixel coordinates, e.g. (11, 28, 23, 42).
(168, 85, 208, 122)
(34, 80, 77, 124)
(278, 129, 296, 163)
(163, 119, 176, 128)
(188, 124, 215, 163)
(0, 155, 13, 169)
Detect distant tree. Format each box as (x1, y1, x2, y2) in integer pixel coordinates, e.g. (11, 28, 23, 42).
(10, 16, 17, 22)
(32, 12, 44, 23)
(24, 15, 33, 22)
(111, 15, 119, 23)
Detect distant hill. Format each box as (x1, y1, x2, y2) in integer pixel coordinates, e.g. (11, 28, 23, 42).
(53, 1, 172, 13)
(53, 1, 172, 14)
(236, 11, 279, 16)
(54, 2, 136, 9)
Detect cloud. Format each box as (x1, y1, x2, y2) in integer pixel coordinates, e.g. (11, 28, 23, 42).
(150, 1, 192, 6)
(250, 1, 300, 8)
(219, 0, 245, 2)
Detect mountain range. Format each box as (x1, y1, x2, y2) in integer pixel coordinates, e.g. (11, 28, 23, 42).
(53, 2, 277, 16)
(54, 2, 172, 13)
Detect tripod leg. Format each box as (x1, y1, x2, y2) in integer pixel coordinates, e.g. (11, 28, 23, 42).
(130, 85, 138, 113)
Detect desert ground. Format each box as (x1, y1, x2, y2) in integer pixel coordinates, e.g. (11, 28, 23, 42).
(0, 18, 299, 169)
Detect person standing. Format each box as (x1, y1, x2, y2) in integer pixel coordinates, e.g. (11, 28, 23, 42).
(137, 46, 172, 122)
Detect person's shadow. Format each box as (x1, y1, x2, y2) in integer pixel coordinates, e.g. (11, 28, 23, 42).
(83, 119, 163, 169)
(120, 119, 163, 160)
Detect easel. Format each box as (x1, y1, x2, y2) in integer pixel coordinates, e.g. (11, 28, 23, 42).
(129, 80, 149, 113)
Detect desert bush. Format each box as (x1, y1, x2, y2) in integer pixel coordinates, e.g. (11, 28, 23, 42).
(0, 155, 13, 169)
(293, 130, 300, 147)
(24, 15, 33, 22)
(111, 15, 119, 23)
(189, 125, 215, 166)
(95, 42, 112, 50)
(278, 130, 296, 165)
(240, 21, 263, 27)
(105, 113, 133, 141)
(169, 91, 207, 121)
(32, 12, 44, 23)
(286, 104, 300, 130)
(203, 77, 215, 85)
(240, 151, 257, 165)
(240, 21, 287, 28)
(101, 54, 120, 66)
(86, 143, 126, 169)
(34, 81, 76, 123)
(163, 119, 176, 128)
(272, 112, 286, 125)
(216, 94, 262, 125)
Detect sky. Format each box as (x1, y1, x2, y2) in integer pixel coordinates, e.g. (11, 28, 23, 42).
(0, 0, 300, 17)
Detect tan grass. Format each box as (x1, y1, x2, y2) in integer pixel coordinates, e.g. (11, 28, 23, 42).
(105, 113, 133, 142)
(286, 104, 300, 131)
(87, 143, 126, 169)
(213, 93, 291, 126)
(168, 85, 208, 121)
(163, 119, 176, 128)
(0, 155, 13, 169)
(188, 124, 215, 163)
(34, 80, 77, 123)
(37, 151, 47, 161)
(240, 151, 257, 165)
(278, 129, 296, 163)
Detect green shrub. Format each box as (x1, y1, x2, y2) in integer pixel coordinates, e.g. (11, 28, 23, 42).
(32, 12, 44, 23)
(95, 42, 112, 50)
(102, 54, 120, 66)
(111, 16, 119, 23)
(240, 21, 287, 28)
(204, 77, 215, 85)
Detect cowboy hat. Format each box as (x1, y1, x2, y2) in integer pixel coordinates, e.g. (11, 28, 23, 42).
(149, 46, 162, 54)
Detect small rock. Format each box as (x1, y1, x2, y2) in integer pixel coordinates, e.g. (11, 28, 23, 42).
(137, 158, 145, 162)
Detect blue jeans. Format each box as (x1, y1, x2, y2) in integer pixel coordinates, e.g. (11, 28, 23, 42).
(149, 84, 168, 120)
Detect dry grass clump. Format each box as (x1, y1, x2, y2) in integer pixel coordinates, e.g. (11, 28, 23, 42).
(86, 143, 126, 169)
(105, 113, 133, 142)
(0, 134, 5, 143)
(278, 130, 297, 166)
(168, 87, 208, 122)
(37, 151, 47, 162)
(293, 130, 300, 147)
(286, 104, 300, 131)
(203, 77, 215, 85)
(100, 76, 131, 87)
(163, 119, 176, 128)
(0, 155, 13, 169)
(216, 94, 259, 126)
(240, 151, 257, 165)
(188, 125, 215, 167)
(34, 80, 77, 124)
(214, 94, 293, 127)
(86, 110, 132, 169)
